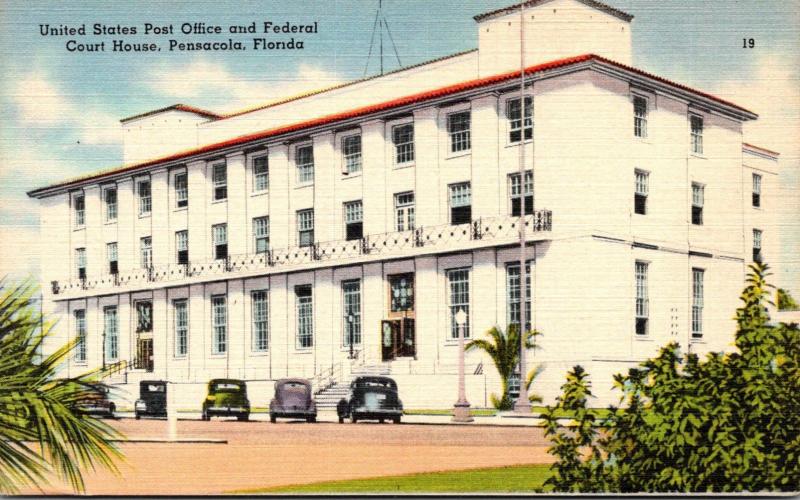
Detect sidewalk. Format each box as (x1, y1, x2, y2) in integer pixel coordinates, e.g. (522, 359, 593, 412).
(115, 409, 552, 426)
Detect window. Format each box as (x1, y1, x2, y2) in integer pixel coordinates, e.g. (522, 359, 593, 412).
(104, 306, 118, 362)
(76, 248, 86, 280)
(389, 274, 414, 313)
(176, 230, 188, 265)
(395, 192, 415, 232)
(344, 200, 363, 241)
(690, 115, 703, 154)
(753, 229, 762, 262)
(393, 123, 415, 164)
(509, 171, 533, 216)
(507, 262, 532, 331)
(342, 135, 362, 174)
(635, 261, 649, 335)
(507, 96, 533, 143)
(342, 280, 362, 347)
(634, 170, 649, 215)
(140, 237, 152, 269)
(297, 209, 314, 247)
(212, 224, 227, 260)
(449, 182, 472, 225)
(251, 290, 269, 352)
(633, 95, 648, 138)
(253, 217, 269, 254)
(107, 242, 118, 275)
(74, 309, 87, 363)
(253, 155, 269, 191)
(211, 295, 227, 354)
(136, 301, 153, 333)
(174, 299, 188, 357)
(212, 163, 227, 201)
(138, 179, 151, 216)
(691, 183, 704, 225)
(752, 173, 762, 208)
(104, 187, 117, 222)
(447, 111, 471, 153)
(74, 194, 85, 227)
(296, 285, 313, 348)
(175, 172, 188, 208)
(448, 268, 471, 339)
(296, 145, 314, 184)
(692, 268, 704, 339)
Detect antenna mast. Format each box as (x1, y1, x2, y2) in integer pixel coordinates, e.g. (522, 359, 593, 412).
(363, 0, 402, 77)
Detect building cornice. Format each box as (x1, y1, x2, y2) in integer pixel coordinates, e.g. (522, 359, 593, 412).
(28, 54, 757, 199)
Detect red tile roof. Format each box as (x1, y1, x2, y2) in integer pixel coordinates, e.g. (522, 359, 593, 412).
(474, 0, 634, 22)
(28, 54, 757, 197)
(120, 104, 222, 123)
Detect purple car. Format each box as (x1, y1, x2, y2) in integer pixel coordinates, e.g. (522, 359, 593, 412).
(269, 378, 317, 423)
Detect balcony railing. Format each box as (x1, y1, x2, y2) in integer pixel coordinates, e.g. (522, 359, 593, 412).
(50, 211, 552, 296)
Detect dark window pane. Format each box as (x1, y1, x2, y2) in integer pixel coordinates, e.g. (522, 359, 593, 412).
(451, 205, 472, 225)
(178, 250, 188, 265)
(215, 244, 228, 260)
(346, 222, 363, 241)
(635, 318, 648, 335)
(752, 193, 760, 207)
(110, 261, 118, 275)
(692, 206, 703, 225)
(635, 194, 647, 215)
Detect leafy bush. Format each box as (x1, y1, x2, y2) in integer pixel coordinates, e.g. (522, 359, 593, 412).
(543, 262, 800, 493)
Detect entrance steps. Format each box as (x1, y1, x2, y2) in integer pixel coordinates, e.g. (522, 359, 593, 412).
(314, 363, 392, 409)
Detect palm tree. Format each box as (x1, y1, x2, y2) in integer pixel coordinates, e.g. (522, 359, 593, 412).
(0, 280, 123, 494)
(466, 324, 541, 410)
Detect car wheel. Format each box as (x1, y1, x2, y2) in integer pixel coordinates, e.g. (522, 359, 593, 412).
(108, 403, 116, 419)
(351, 416, 358, 424)
(393, 416, 401, 424)
(338, 416, 344, 424)
(306, 416, 316, 423)
(238, 414, 249, 422)
(135, 412, 141, 420)
(270, 414, 276, 423)
(201, 411, 209, 421)
(379, 419, 384, 423)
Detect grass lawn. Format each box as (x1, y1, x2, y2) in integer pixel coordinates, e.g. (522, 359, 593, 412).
(233, 463, 552, 494)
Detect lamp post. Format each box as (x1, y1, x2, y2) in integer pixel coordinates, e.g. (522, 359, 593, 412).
(346, 313, 355, 359)
(452, 308, 473, 423)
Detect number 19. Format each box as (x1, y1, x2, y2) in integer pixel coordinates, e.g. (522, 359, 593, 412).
(743, 38, 755, 48)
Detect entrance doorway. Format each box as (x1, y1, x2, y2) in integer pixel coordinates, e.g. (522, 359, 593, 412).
(383, 273, 416, 361)
(135, 337, 154, 372)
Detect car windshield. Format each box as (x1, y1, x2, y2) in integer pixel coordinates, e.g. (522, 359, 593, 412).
(145, 384, 165, 392)
(212, 382, 243, 392)
(356, 379, 395, 389)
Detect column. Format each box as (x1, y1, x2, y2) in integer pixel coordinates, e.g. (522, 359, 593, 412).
(227, 279, 246, 379)
(150, 168, 169, 267)
(226, 152, 247, 256)
(413, 107, 442, 227)
(186, 160, 207, 262)
(268, 144, 290, 250)
(116, 179, 135, 272)
(361, 120, 388, 235)
(83, 185, 102, 277)
(470, 94, 501, 217)
(312, 132, 336, 242)
(152, 288, 167, 378)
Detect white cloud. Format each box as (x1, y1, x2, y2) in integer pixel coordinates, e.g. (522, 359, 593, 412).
(9, 70, 121, 145)
(145, 59, 344, 112)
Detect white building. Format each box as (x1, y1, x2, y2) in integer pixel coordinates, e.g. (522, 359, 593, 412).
(27, 0, 780, 410)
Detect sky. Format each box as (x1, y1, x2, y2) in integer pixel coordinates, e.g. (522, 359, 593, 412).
(0, 0, 798, 293)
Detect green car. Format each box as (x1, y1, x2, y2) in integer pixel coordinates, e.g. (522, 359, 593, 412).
(201, 379, 250, 421)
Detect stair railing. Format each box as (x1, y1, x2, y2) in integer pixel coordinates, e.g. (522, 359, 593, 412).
(311, 361, 342, 395)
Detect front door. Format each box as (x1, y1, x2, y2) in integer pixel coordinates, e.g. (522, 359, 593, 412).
(136, 338, 154, 372)
(383, 273, 416, 360)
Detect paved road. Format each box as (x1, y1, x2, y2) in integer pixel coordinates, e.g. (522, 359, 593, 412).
(28, 417, 554, 495)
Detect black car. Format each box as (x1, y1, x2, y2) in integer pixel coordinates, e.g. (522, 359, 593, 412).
(269, 378, 317, 423)
(202, 379, 250, 421)
(77, 385, 116, 418)
(134, 380, 167, 419)
(337, 376, 403, 424)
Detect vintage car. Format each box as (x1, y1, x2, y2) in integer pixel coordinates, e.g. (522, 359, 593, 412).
(269, 378, 317, 423)
(336, 376, 403, 424)
(77, 385, 116, 418)
(134, 380, 167, 419)
(201, 379, 250, 421)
